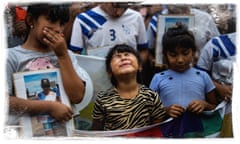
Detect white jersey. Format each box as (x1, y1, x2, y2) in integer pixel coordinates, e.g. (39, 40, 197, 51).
(38, 91, 57, 101)
(196, 32, 236, 84)
(70, 6, 148, 57)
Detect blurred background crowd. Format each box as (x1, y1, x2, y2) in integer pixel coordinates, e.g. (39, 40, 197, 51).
(4, 2, 236, 48)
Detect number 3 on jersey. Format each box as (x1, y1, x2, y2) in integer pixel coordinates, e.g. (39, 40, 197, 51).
(109, 29, 116, 41)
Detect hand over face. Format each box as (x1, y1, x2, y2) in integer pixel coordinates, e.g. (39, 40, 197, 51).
(42, 27, 68, 58)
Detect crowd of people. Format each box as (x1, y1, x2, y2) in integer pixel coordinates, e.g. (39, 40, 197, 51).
(4, 2, 236, 138)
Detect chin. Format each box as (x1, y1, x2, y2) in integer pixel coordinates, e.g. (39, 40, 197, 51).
(172, 67, 187, 72)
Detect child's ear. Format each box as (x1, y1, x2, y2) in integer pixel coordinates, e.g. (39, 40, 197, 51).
(138, 65, 142, 72)
(107, 72, 112, 78)
(192, 50, 197, 56)
(26, 14, 33, 27)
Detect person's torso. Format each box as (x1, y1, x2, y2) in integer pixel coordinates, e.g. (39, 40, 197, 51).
(75, 7, 147, 57)
(154, 68, 211, 108)
(99, 85, 157, 130)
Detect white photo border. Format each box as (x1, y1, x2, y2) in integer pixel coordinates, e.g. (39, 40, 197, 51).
(13, 68, 74, 138)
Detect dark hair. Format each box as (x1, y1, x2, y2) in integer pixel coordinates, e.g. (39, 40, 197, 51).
(162, 24, 196, 56)
(27, 3, 69, 25)
(24, 3, 69, 39)
(41, 78, 50, 88)
(106, 44, 142, 87)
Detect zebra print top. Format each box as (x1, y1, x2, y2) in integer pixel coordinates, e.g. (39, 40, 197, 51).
(92, 85, 167, 130)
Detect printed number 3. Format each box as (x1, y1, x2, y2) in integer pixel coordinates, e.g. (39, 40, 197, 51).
(109, 29, 116, 41)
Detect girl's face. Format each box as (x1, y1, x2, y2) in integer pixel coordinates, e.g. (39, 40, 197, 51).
(110, 52, 140, 76)
(166, 47, 194, 72)
(31, 15, 64, 45)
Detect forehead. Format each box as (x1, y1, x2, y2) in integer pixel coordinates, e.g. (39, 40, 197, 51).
(168, 46, 191, 52)
(113, 51, 131, 55)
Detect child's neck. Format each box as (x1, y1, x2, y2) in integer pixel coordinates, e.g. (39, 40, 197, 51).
(116, 80, 139, 99)
(22, 38, 52, 52)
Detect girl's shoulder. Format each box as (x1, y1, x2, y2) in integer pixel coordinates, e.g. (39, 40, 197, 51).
(138, 84, 160, 100)
(191, 67, 208, 75)
(153, 70, 172, 79)
(8, 45, 28, 59)
(190, 67, 211, 81)
(96, 87, 116, 98)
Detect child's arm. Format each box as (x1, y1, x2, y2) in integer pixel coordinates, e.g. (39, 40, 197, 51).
(42, 27, 86, 104)
(9, 96, 73, 122)
(57, 54, 86, 104)
(213, 81, 232, 102)
(187, 90, 218, 113)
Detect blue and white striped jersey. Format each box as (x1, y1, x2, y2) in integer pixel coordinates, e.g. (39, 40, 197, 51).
(70, 6, 148, 57)
(197, 32, 236, 72)
(196, 32, 236, 85)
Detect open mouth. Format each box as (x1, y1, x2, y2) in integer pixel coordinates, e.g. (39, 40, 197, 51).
(119, 63, 131, 68)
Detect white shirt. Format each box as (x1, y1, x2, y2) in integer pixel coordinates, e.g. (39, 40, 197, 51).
(70, 6, 148, 57)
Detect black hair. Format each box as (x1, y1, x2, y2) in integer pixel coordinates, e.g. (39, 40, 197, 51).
(27, 3, 69, 26)
(41, 78, 50, 88)
(162, 24, 196, 57)
(24, 3, 69, 40)
(105, 44, 142, 87)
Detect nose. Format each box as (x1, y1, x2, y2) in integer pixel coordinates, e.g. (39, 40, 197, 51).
(176, 55, 184, 64)
(120, 55, 128, 61)
(118, 53, 130, 62)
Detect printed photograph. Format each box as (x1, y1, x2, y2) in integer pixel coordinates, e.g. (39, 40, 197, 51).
(13, 69, 73, 137)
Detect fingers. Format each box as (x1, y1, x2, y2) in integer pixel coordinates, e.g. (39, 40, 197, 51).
(167, 105, 185, 118)
(58, 113, 73, 123)
(42, 27, 64, 45)
(62, 107, 73, 122)
(187, 101, 205, 113)
(169, 110, 183, 118)
(224, 95, 232, 102)
(55, 106, 73, 122)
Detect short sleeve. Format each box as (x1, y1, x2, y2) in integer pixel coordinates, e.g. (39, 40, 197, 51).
(197, 40, 214, 72)
(149, 74, 160, 92)
(202, 72, 216, 93)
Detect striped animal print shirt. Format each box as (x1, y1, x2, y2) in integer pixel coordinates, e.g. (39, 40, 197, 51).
(92, 85, 167, 130)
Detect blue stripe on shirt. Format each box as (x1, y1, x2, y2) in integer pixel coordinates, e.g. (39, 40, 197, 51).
(212, 35, 236, 59)
(212, 38, 227, 58)
(78, 14, 98, 30)
(77, 10, 107, 38)
(85, 10, 107, 25)
(219, 35, 236, 56)
(150, 15, 158, 37)
(69, 45, 83, 52)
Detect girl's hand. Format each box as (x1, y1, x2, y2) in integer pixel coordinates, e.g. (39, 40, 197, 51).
(187, 100, 207, 114)
(218, 84, 232, 102)
(165, 104, 185, 118)
(42, 27, 68, 58)
(47, 101, 73, 122)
